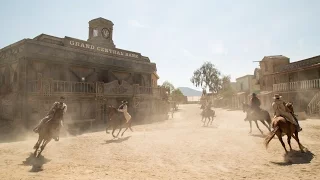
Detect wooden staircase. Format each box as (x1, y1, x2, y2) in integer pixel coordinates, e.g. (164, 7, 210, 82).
(307, 91, 320, 116)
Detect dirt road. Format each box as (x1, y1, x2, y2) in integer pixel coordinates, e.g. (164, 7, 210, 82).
(0, 104, 319, 180)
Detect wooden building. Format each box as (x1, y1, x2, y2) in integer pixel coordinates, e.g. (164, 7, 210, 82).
(256, 55, 320, 116)
(0, 17, 169, 129)
(272, 55, 320, 116)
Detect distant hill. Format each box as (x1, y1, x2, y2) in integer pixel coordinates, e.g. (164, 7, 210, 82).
(178, 87, 202, 96)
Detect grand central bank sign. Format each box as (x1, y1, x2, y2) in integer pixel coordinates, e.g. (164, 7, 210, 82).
(68, 40, 140, 59)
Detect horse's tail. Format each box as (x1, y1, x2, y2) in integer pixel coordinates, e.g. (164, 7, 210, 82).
(264, 126, 279, 149)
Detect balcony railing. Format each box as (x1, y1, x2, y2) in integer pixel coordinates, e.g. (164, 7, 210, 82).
(273, 79, 320, 92)
(28, 79, 168, 98)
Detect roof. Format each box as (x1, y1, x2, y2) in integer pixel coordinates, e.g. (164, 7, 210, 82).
(262, 55, 289, 60)
(236, 74, 254, 80)
(275, 55, 320, 73)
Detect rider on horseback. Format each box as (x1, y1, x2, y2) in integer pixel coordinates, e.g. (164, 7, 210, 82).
(33, 96, 67, 141)
(271, 94, 302, 132)
(245, 93, 261, 120)
(118, 100, 132, 123)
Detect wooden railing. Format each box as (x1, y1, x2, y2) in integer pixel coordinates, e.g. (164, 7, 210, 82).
(273, 79, 320, 92)
(28, 79, 168, 98)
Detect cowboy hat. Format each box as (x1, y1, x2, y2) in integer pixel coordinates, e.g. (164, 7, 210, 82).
(121, 100, 128, 104)
(273, 94, 282, 99)
(60, 96, 65, 100)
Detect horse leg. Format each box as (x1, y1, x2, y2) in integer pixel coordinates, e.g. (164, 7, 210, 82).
(276, 133, 288, 154)
(203, 117, 206, 126)
(105, 124, 110, 134)
(254, 120, 263, 134)
(261, 120, 271, 132)
(210, 116, 214, 125)
(287, 135, 292, 151)
(33, 139, 42, 157)
(33, 135, 41, 150)
(116, 122, 122, 138)
(292, 131, 305, 152)
(206, 117, 210, 126)
(37, 139, 51, 158)
(112, 126, 117, 138)
(249, 121, 252, 133)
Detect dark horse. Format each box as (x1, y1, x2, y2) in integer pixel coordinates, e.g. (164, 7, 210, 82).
(33, 107, 65, 158)
(105, 106, 133, 138)
(265, 102, 307, 154)
(201, 108, 215, 126)
(242, 102, 271, 134)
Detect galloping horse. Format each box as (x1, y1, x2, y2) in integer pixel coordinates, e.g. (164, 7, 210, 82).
(105, 106, 133, 138)
(242, 102, 271, 134)
(33, 107, 65, 158)
(201, 108, 215, 126)
(265, 102, 306, 153)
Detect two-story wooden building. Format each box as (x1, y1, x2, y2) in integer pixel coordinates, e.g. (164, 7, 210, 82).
(272, 55, 320, 116)
(256, 55, 320, 116)
(0, 17, 169, 130)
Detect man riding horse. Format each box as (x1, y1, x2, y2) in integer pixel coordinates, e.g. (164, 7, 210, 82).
(271, 94, 302, 132)
(245, 93, 261, 121)
(118, 100, 131, 123)
(33, 96, 67, 141)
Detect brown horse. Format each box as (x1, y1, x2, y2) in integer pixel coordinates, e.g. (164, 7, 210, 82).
(33, 107, 65, 158)
(264, 102, 306, 154)
(105, 106, 133, 138)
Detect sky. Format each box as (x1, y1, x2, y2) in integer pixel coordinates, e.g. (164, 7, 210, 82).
(1, 0, 320, 91)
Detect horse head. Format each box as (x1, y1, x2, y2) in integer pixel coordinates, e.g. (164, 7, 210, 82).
(106, 105, 118, 118)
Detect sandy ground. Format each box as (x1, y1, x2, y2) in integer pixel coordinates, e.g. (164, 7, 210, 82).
(0, 104, 320, 180)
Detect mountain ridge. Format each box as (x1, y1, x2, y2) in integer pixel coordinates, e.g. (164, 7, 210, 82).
(177, 87, 202, 96)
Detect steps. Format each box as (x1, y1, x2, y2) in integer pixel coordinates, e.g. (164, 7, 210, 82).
(307, 91, 320, 116)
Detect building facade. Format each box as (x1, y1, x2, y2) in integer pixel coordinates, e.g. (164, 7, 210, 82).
(272, 55, 320, 115)
(0, 17, 169, 130)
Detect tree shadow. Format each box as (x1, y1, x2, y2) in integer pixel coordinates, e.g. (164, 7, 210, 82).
(103, 136, 131, 144)
(270, 150, 315, 166)
(20, 153, 51, 172)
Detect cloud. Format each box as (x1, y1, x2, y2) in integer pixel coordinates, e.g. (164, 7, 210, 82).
(128, 20, 149, 28)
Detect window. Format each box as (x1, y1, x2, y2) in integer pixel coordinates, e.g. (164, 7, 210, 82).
(240, 83, 243, 91)
(93, 29, 98, 37)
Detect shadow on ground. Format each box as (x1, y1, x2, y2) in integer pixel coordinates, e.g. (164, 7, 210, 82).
(250, 134, 267, 138)
(104, 136, 131, 144)
(270, 150, 315, 166)
(21, 153, 51, 172)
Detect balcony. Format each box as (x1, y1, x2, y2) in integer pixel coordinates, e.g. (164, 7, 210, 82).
(273, 79, 320, 92)
(28, 79, 167, 98)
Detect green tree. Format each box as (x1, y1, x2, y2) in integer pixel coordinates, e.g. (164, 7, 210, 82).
(219, 75, 235, 98)
(190, 62, 221, 93)
(171, 88, 185, 103)
(161, 81, 175, 93)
